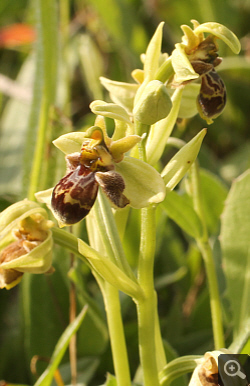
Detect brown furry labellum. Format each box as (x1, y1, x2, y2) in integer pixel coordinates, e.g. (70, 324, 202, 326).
(197, 69, 226, 120)
(51, 150, 129, 226)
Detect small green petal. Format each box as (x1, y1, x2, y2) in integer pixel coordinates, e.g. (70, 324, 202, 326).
(194, 22, 241, 54)
(172, 43, 199, 83)
(181, 24, 202, 51)
(115, 156, 166, 208)
(131, 69, 144, 83)
(162, 129, 207, 190)
(100, 77, 139, 113)
(110, 135, 141, 162)
(90, 100, 131, 123)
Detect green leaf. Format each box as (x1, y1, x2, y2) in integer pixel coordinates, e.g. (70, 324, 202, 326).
(0, 55, 34, 197)
(229, 318, 250, 354)
(161, 190, 203, 239)
(68, 266, 109, 355)
(199, 169, 228, 234)
(24, 0, 58, 199)
(102, 373, 117, 386)
(34, 305, 88, 386)
(220, 169, 250, 337)
(154, 266, 187, 290)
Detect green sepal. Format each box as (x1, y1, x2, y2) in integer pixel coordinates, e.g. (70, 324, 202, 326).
(194, 22, 241, 54)
(90, 100, 131, 123)
(172, 43, 199, 83)
(100, 76, 139, 113)
(115, 156, 166, 208)
(52, 131, 87, 154)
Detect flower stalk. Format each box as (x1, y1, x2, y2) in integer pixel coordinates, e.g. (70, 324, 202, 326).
(136, 205, 161, 386)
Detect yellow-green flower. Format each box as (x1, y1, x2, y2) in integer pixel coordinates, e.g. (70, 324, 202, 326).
(36, 125, 166, 227)
(0, 200, 54, 289)
(172, 20, 241, 123)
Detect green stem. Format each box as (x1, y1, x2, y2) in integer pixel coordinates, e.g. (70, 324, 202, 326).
(102, 284, 132, 386)
(190, 162, 225, 349)
(136, 205, 161, 386)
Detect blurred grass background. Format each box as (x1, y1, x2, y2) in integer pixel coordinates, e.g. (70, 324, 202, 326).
(0, 0, 250, 385)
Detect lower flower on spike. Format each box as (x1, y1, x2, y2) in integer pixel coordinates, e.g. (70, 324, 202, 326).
(0, 200, 54, 290)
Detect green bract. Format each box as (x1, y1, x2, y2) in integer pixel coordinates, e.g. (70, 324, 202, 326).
(0, 199, 54, 289)
(161, 129, 207, 192)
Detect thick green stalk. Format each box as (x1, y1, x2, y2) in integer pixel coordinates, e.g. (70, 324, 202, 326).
(134, 120, 164, 384)
(190, 162, 225, 349)
(136, 206, 160, 386)
(103, 283, 132, 386)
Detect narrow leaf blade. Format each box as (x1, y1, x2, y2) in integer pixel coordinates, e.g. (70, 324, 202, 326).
(34, 306, 88, 386)
(220, 169, 250, 336)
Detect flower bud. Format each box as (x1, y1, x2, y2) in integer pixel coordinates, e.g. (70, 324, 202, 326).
(0, 200, 54, 289)
(133, 80, 172, 125)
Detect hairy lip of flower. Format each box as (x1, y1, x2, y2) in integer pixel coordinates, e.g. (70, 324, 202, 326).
(51, 136, 131, 227)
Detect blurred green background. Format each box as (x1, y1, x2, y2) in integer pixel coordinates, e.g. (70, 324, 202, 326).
(0, 0, 249, 385)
